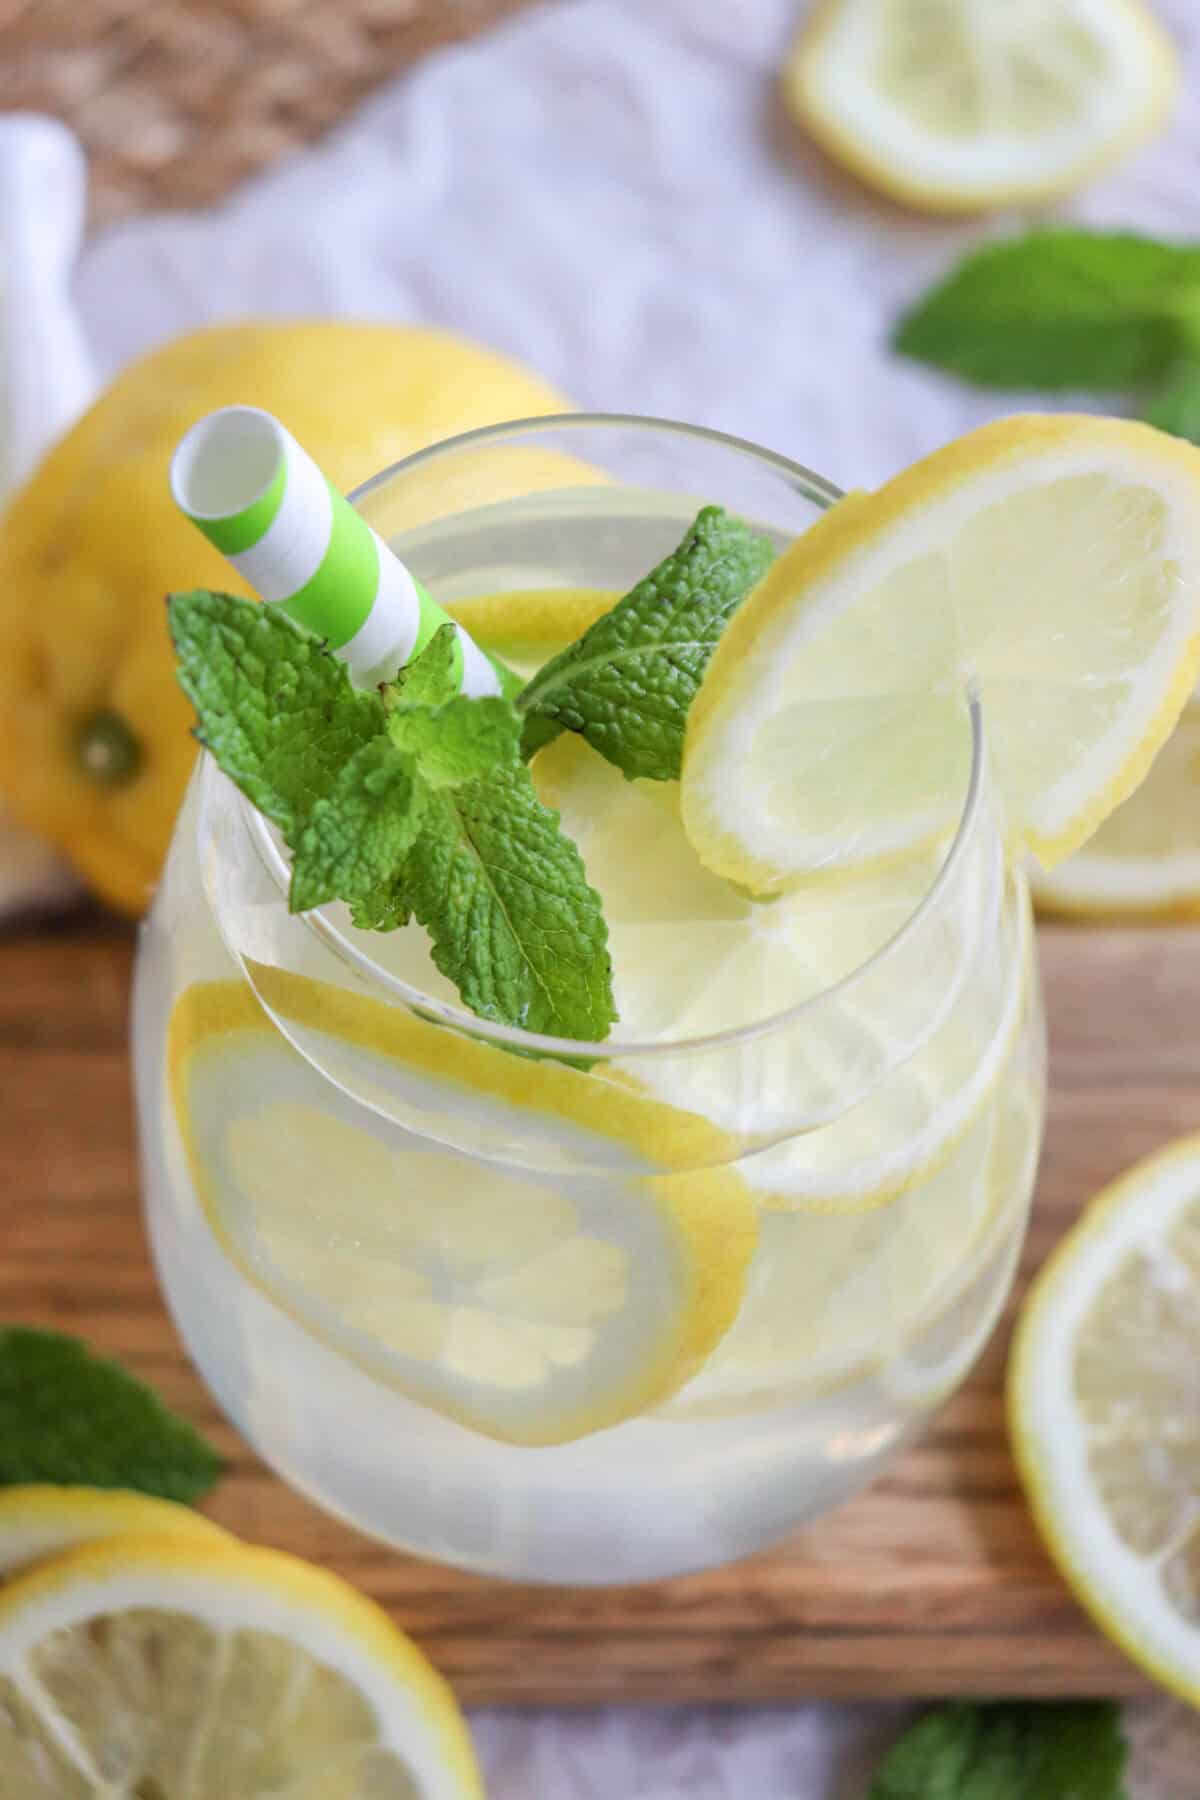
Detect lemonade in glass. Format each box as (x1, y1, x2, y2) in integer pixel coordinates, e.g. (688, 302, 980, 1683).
(134, 414, 1049, 1584)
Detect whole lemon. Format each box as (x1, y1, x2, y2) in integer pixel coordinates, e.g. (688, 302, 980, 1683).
(0, 320, 569, 914)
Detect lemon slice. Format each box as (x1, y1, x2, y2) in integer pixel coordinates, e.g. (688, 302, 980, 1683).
(0, 1486, 229, 1580)
(1010, 1133, 1200, 1705)
(783, 0, 1178, 213)
(169, 982, 755, 1448)
(666, 1054, 1043, 1418)
(683, 415, 1200, 893)
(535, 730, 1025, 1205)
(1031, 701, 1200, 919)
(0, 1533, 480, 1796)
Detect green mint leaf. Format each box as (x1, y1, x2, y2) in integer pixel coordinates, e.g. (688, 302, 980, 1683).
(288, 736, 426, 914)
(893, 230, 1200, 391)
(388, 694, 523, 789)
(382, 622, 522, 707)
(349, 881, 412, 933)
(383, 623, 460, 708)
(0, 1327, 223, 1503)
(398, 763, 615, 1041)
(168, 590, 384, 843)
(517, 505, 774, 780)
(868, 1702, 1128, 1800)
(1144, 359, 1200, 445)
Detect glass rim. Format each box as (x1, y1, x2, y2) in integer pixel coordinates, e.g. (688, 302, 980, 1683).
(244, 411, 991, 1064)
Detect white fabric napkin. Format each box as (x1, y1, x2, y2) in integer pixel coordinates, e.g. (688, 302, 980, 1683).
(0, 114, 94, 915)
(3, 0, 1200, 1788)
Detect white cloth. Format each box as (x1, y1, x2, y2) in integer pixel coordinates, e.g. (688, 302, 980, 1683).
(0, 115, 92, 915)
(3, 0, 1200, 1788)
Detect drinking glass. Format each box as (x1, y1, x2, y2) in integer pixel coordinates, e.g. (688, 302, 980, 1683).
(134, 416, 1044, 1584)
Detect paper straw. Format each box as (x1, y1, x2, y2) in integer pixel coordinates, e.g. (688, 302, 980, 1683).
(170, 406, 499, 696)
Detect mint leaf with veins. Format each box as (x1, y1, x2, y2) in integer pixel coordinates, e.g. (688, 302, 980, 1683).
(389, 694, 523, 789)
(517, 505, 774, 780)
(168, 589, 384, 844)
(397, 762, 615, 1041)
(288, 736, 426, 914)
(383, 622, 460, 708)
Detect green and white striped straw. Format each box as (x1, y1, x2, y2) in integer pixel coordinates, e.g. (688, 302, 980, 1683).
(169, 405, 499, 696)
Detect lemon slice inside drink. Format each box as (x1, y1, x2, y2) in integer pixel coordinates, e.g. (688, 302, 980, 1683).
(1010, 1134, 1200, 1705)
(667, 1055, 1043, 1419)
(682, 416, 1200, 894)
(169, 982, 756, 1448)
(535, 730, 1025, 1207)
(0, 1533, 481, 1796)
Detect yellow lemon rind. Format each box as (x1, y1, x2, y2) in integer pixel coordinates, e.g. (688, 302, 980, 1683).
(245, 961, 736, 1175)
(0, 1531, 483, 1796)
(783, 0, 1179, 215)
(169, 982, 757, 1448)
(0, 1486, 230, 1579)
(1008, 1131, 1200, 1708)
(682, 414, 1200, 893)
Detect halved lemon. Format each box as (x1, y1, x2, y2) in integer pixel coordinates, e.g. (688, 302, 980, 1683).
(169, 982, 756, 1448)
(0, 1485, 229, 1580)
(0, 1533, 480, 1796)
(1010, 1133, 1200, 1705)
(682, 415, 1200, 893)
(784, 0, 1178, 213)
(1031, 701, 1200, 920)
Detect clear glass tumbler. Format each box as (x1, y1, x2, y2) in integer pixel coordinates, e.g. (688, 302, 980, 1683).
(134, 416, 1045, 1584)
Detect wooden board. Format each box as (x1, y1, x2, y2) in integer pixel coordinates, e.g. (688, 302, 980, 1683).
(4, 918, 1194, 1704)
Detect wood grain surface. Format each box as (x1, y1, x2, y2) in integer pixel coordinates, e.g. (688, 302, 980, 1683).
(4, 918, 1194, 1704)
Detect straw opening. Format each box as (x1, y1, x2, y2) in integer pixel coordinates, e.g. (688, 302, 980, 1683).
(172, 405, 284, 520)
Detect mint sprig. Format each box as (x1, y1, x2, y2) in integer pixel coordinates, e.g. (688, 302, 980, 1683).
(0, 1327, 223, 1502)
(169, 595, 615, 1044)
(867, 1702, 1128, 1800)
(893, 228, 1200, 449)
(170, 506, 771, 1045)
(893, 230, 1200, 392)
(517, 505, 774, 780)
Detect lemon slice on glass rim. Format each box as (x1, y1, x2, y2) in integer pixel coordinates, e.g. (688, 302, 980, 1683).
(682, 415, 1200, 895)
